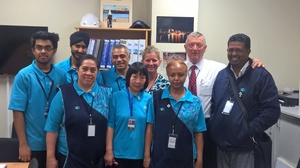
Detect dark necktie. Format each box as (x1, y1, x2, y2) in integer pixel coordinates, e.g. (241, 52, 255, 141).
(188, 65, 197, 95)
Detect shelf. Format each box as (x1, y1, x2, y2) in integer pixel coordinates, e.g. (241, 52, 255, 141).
(75, 26, 151, 46)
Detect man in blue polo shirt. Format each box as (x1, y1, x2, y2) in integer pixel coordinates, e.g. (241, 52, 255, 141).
(56, 31, 103, 84)
(101, 44, 130, 92)
(8, 31, 67, 168)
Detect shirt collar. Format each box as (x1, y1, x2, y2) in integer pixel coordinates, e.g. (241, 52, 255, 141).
(73, 81, 98, 97)
(230, 60, 250, 78)
(162, 86, 194, 102)
(186, 58, 205, 71)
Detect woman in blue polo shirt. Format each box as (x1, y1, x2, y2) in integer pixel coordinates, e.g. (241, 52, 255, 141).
(45, 54, 111, 168)
(104, 62, 152, 168)
(144, 60, 206, 168)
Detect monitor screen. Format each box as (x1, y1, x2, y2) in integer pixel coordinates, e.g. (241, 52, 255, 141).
(0, 25, 48, 75)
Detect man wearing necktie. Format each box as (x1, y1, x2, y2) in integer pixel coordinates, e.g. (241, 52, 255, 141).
(184, 32, 264, 168)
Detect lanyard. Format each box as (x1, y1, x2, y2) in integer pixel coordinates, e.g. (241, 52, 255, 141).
(126, 88, 134, 117)
(34, 72, 54, 102)
(171, 101, 184, 134)
(80, 95, 95, 124)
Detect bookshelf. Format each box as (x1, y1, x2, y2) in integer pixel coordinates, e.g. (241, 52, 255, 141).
(74, 26, 151, 46)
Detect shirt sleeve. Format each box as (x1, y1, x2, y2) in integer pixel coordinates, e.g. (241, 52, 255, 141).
(108, 94, 116, 129)
(146, 97, 155, 124)
(44, 90, 65, 132)
(8, 72, 28, 112)
(194, 102, 207, 132)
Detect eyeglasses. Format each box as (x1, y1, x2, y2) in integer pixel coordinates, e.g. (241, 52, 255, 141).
(186, 43, 204, 49)
(34, 45, 54, 52)
(227, 48, 243, 54)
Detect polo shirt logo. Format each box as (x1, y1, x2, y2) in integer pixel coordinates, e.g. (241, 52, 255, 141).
(75, 106, 80, 110)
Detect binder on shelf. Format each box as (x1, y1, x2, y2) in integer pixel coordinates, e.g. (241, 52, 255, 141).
(138, 39, 146, 62)
(99, 39, 110, 68)
(126, 39, 134, 64)
(97, 39, 104, 68)
(106, 39, 116, 68)
(93, 39, 101, 58)
(87, 38, 96, 55)
(131, 39, 139, 63)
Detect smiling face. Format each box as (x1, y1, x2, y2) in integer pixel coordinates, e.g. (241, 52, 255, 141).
(129, 72, 147, 95)
(184, 36, 207, 64)
(112, 47, 130, 73)
(142, 52, 161, 74)
(71, 41, 88, 60)
(227, 41, 251, 70)
(32, 39, 56, 66)
(77, 59, 98, 88)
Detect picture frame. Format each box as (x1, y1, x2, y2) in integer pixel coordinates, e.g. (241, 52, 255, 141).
(100, 0, 133, 28)
(161, 51, 187, 70)
(156, 16, 194, 43)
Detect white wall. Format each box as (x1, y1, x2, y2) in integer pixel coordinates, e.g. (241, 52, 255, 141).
(198, 0, 300, 90)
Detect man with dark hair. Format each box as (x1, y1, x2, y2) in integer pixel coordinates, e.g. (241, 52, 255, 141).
(184, 32, 264, 168)
(56, 31, 103, 84)
(101, 44, 130, 92)
(209, 33, 280, 168)
(9, 31, 67, 168)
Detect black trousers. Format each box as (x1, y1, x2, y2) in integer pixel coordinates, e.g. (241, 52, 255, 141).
(31, 151, 46, 168)
(114, 158, 143, 168)
(203, 118, 217, 168)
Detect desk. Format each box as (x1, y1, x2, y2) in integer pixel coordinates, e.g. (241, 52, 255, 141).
(0, 162, 29, 168)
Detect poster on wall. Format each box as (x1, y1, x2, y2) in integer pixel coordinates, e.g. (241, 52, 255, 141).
(156, 16, 194, 43)
(100, 0, 132, 28)
(162, 51, 187, 69)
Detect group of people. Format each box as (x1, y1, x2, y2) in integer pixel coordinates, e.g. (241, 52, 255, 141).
(8, 30, 280, 168)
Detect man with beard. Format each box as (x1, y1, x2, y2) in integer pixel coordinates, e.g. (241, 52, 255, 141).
(56, 31, 103, 84)
(9, 31, 67, 168)
(101, 44, 130, 92)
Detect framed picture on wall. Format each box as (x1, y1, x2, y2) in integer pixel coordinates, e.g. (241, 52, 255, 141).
(156, 16, 194, 43)
(162, 51, 187, 70)
(100, 0, 133, 28)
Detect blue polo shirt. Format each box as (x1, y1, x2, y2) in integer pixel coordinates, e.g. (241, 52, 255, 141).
(44, 82, 112, 155)
(9, 60, 67, 151)
(56, 56, 103, 85)
(108, 88, 152, 159)
(101, 67, 126, 92)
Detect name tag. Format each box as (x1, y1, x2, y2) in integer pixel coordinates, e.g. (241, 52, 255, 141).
(87, 124, 95, 137)
(168, 133, 178, 149)
(222, 100, 234, 115)
(127, 118, 136, 130)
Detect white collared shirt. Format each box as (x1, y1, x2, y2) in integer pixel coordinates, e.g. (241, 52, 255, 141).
(185, 58, 226, 118)
(230, 61, 250, 79)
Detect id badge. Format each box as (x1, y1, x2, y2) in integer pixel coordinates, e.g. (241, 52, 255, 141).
(222, 100, 234, 115)
(87, 124, 96, 137)
(127, 118, 136, 130)
(168, 133, 178, 149)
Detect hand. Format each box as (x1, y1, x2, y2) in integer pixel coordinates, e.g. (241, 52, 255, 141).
(46, 157, 58, 168)
(251, 58, 265, 68)
(194, 159, 203, 168)
(143, 159, 150, 168)
(104, 151, 114, 166)
(18, 144, 31, 162)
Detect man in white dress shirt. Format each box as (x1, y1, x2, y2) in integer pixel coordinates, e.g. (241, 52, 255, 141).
(184, 32, 263, 168)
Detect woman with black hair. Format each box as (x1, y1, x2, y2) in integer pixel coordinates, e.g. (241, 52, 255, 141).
(104, 62, 152, 168)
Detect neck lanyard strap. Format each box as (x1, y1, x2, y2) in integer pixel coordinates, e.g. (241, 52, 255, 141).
(80, 95, 95, 124)
(172, 102, 184, 133)
(127, 88, 133, 117)
(34, 72, 54, 101)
